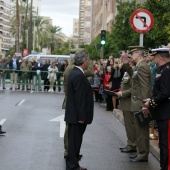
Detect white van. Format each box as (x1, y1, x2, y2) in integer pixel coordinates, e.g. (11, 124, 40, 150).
(24, 54, 70, 64)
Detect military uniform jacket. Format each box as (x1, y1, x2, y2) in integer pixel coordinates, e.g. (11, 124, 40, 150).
(65, 67, 94, 124)
(150, 62, 170, 120)
(124, 60, 151, 112)
(118, 72, 131, 111)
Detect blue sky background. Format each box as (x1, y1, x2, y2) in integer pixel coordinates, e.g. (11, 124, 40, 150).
(41, 0, 79, 36)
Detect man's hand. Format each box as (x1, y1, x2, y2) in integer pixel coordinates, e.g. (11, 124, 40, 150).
(142, 107, 150, 117)
(116, 91, 122, 98)
(78, 121, 85, 124)
(143, 98, 151, 108)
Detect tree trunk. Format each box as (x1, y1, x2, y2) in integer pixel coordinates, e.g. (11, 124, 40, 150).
(28, 0, 33, 54)
(22, 0, 29, 52)
(15, 0, 20, 52)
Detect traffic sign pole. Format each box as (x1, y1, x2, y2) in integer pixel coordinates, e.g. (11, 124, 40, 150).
(139, 33, 144, 46)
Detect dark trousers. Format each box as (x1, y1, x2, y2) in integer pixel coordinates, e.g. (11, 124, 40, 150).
(94, 90, 102, 102)
(157, 119, 170, 170)
(44, 77, 50, 91)
(106, 95, 113, 110)
(66, 123, 87, 170)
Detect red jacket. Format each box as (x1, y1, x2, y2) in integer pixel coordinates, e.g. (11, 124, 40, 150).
(103, 73, 111, 90)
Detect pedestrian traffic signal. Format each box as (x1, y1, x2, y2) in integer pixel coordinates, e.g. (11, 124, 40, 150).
(100, 30, 106, 45)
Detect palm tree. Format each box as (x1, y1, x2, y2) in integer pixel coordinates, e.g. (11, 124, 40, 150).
(10, 0, 36, 52)
(33, 16, 50, 50)
(47, 25, 64, 54)
(28, 0, 33, 54)
(15, 0, 19, 52)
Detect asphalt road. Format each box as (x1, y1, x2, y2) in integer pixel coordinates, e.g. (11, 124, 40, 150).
(0, 90, 160, 170)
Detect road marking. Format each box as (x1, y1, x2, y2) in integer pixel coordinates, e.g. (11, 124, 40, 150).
(17, 99, 26, 106)
(0, 119, 7, 125)
(50, 115, 65, 138)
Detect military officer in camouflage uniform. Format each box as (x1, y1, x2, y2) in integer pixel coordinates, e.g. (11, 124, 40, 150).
(63, 51, 94, 159)
(117, 57, 137, 153)
(123, 46, 151, 162)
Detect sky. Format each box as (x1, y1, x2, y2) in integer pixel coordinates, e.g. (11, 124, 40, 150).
(41, 0, 79, 36)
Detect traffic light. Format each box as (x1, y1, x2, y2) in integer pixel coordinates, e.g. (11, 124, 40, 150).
(100, 30, 106, 45)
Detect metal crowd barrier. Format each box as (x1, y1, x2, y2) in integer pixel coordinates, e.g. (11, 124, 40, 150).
(0, 69, 64, 92)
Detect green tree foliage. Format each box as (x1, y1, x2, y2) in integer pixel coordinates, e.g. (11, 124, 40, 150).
(111, 0, 141, 50)
(87, 0, 170, 59)
(142, 0, 170, 47)
(85, 35, 101, 59)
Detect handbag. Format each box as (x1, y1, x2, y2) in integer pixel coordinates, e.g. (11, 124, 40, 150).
(134, 111, 152, 126)
(103, 89, 118, 96)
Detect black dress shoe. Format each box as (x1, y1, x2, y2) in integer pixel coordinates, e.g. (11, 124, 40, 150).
(130, 156, 148, 162)
(77, 154, 83, 161)
(121, 148, 137, 153)
(0, 129, 6, 134)
(130, 154, 137, 159)
(119, 146, 127, 150)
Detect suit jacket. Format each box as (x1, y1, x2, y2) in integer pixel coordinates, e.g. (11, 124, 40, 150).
(124, 60, 151, 112)
(65, 67, 94, 124)
(34, 62, 43, 76)
(9, 58, 19, 70)
(62, 60, 94, 109)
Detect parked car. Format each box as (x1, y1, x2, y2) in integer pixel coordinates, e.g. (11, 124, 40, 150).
(24, 54, 70, 64)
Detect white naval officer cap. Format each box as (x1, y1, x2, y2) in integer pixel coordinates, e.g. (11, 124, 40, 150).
(150, 47, 170, 56)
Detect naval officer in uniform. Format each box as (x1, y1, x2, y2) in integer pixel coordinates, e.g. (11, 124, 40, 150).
(144, 47, 170, 170)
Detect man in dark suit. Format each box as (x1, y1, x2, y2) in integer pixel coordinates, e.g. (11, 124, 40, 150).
(65, 51, 94, 170)
(144, 47, 170, 170)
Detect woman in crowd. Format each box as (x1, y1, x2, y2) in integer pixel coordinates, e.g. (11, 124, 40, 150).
(103, 66, 113, 111)
(91, 63, 102, 102)
(109, 58, 124, 111)
(30, 57, 37, 90)
(42, 59, 50, 91)
(60, 60, 69, 72)
(48, 62, 58, 92)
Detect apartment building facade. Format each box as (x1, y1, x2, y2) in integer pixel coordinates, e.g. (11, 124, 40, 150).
(72, 18, 79, 48)
(0, 0, 12, 56)
(79, 0, 91, 45)
(91, 0, 146, 40)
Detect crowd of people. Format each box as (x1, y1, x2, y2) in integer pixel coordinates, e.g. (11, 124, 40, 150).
(0, 55, 69, 92)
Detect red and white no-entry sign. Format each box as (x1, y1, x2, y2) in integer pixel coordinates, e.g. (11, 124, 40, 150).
(130, 9, 154, 33)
